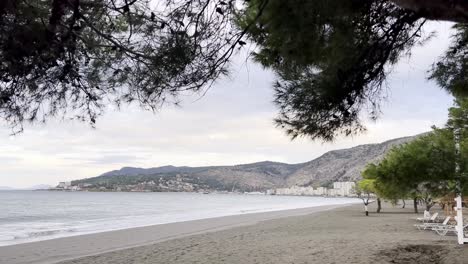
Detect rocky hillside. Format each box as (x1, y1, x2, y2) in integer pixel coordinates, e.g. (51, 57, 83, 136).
(285, 136, 416, 187)
(75, 135, 419, 191)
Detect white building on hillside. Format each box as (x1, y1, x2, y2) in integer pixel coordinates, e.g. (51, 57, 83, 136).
(269, 181, 357, 197)
(332, 182, 355, 196)
(56, 181, 72, 189)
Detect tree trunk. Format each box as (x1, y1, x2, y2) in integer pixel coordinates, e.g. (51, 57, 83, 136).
(426, 202, 434, 211)
(364, 204, 369, 216)
(413, 197, 418, 214)
(377, 198, 382, 213)
(391, 0, 468, 23)
(402, 199, 406, 208)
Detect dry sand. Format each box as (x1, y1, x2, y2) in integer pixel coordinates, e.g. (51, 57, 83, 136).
(2, 202, 467, 264)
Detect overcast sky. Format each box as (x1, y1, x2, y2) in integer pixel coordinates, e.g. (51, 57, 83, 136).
(0, 22, 456, 188)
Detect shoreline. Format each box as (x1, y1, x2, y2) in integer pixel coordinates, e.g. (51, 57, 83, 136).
(0, 191, 360, 248)
(0, 194, 359, 247)
(0, 204, 348, 264)
(57, 202, 468, 264)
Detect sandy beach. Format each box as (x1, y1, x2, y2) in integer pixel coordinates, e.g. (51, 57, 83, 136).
(0, 204, 345, 264)
(2, 202, 468, 264)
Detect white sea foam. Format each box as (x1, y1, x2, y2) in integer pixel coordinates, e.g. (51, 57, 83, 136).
(0, 191, 359, 246)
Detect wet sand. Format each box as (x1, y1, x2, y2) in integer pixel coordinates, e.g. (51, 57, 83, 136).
(2, 202, 467, 264)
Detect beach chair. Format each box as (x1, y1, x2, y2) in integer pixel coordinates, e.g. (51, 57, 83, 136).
(416, 210, 432, 221)
(433, 223, 468, 236)
(414, 216, 451, 230)
(418, 212, 439, 223)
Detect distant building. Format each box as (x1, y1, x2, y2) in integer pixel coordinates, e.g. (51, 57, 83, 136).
(332, 182, 355, 196)
(56, 181, 72, 189)
(268, 181, 357, 197)
(316, 187, 327, 196)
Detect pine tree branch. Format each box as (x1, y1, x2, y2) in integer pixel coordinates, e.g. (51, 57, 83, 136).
(391, 0, 468, 23)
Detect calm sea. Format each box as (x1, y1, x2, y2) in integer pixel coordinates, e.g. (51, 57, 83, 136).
(0, 191, 358, 246)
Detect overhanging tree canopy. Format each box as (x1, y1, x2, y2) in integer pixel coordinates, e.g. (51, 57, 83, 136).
(240, 0, 468, 140)
(1, 0, 467, 138)
(0, 0, 252, 132)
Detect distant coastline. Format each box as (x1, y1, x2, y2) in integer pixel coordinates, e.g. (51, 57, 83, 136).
(38, 135, 416, 197)
(49, 180, 358, 198)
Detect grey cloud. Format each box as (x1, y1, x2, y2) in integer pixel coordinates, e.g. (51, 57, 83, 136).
(64, 154, 142, 166)
(0, 156, 22, 163)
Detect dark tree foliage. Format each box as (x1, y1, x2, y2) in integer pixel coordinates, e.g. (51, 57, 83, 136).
(0, 0, 260, 133)
(239, 0, 431, 140)
(430, 24, 468, 98)
(1, 0, 468, 140)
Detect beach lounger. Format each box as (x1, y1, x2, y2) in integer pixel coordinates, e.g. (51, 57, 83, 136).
(433, 223, 468, 236)
(414, 216, 451, 230)
(418, 212, 439, 223)
(416, 210, 432, 221)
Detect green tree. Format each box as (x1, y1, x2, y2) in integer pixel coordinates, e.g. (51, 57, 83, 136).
(360, 96, 468, 214)
(361, 164, 383, 213)
(364, 163, 409, 209)
(355, 179, 377, 216)
(364, 128, 462, 213)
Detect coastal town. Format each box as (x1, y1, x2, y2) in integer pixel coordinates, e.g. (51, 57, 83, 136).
(51, 177, 208, 193)
(51, 180, 358, 197)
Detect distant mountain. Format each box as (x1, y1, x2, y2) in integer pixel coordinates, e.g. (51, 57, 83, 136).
(74, 135, 420, 192)
(75, 161, 300, 192)
(100, 165, 204, 177)
(0, 186, 14, 190)
(285, 136, 415, 187)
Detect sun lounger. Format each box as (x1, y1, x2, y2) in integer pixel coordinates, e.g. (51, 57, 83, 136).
(414, 216, 451, 230)
(433, 223, 468, 236)
(417, 212, 439, 223)
(416, 210, 432, 221)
